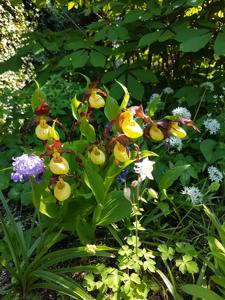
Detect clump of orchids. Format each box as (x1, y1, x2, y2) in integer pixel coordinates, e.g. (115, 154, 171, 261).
(14, 76, 198, 203)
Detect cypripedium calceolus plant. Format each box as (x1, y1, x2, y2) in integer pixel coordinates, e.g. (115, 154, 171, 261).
(11, 76, 199, 241)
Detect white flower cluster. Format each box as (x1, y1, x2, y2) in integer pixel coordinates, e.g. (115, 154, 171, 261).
(208, 166, 223, 183)
(163, 87, 174, 95)
(172, 107, 191, 118)
(165, 137, 183, 151)
(182, 186, 203, 205)
(200, 81, 214, 92)
(203, 118, 220, 135)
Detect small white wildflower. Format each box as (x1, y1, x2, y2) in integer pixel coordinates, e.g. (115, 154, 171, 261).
(172, 107, 191, 118)
(134, 157, 155, 181)
(182, 186, 203, 205)
(200, 81, 214, 92)
(85, 244, 97, 254)
(163, 87, 174, 95)
(213, 95, 218, 100)
(165, 137, 183, 151)
(203, 118, 220, 135)
(208, 166, 223, 183)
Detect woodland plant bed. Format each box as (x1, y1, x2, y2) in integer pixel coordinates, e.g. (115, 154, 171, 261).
(1, 1, 225, 299)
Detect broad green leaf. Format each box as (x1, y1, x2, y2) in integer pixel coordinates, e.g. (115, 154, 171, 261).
(64, 140, 89, 153)
(211, 275, 225, 289)
(130, 69, 158, 83)
(200, 139, 225, 163)
(181, 284, 224, 300)
(83, 160, 106, 205)
(127, 74, 144, 100)
(95, 190, 132, 226)
(214, 30, 225, 56)
(80, 118, 96, 142)
(159, 165, 191, 190)
(124, 10, 144, 23)
(174, 86, 202, 106)
(31, 181, 60, 218)
(58, 50, 89, 68)
(104, 96, 120, 121)
(64, 41, 86, 51)
(32, 271, 94, 300)
(89, 51, 106, 67)
(76, 216, 95, 245)
(158, 30, 175, 42)
(138, 31, 162, 47)
(180, 32, 211, 52)
(42, 246, 115, 267)
(0, 170, 11, 190)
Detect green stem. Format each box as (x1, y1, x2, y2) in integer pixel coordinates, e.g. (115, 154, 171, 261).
(135, 181, 140, 255)
(193, 88, 207, 121)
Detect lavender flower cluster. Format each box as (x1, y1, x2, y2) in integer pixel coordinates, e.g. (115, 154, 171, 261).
(11, 154, 44, 183)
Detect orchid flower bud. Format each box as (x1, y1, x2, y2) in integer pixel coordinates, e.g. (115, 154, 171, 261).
(35, 119, 51, 140)
(113, 141, 130, 162)
(90, 146, 106, 165)
(54, 178, 71, 202)
(149, 124, 164, 141)
(89, 91, 105, 109)
(49, 151, 69, 175)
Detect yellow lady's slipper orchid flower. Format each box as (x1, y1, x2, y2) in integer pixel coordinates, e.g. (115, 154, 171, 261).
(149, 124, 164, 141)
(49, 151, 69, 175)
(113, 141, 130, 163)
(120, 111, 143, 139)
(89, 91, 105, 109)
(170, 122, 187, 139)
(54, 178, 71, 202)
(90, 146, 106, 165)
(35, 119, 51, 141)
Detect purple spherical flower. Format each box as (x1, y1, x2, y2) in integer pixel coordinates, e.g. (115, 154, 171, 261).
(11, 154, 45, 183)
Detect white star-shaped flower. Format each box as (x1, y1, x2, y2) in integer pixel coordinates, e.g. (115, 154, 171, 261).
(134, 157, 155, 181)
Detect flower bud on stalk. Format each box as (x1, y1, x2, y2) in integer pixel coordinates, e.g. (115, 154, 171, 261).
(90, 146, 106, 165)
(49, 151, 69, 175)
(89, 91, 105, 109)
(35, 118, 51, 141)
(149, 124, 164, 141)
(113, 142, 130, 163)
(54, 178, 71, 202)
